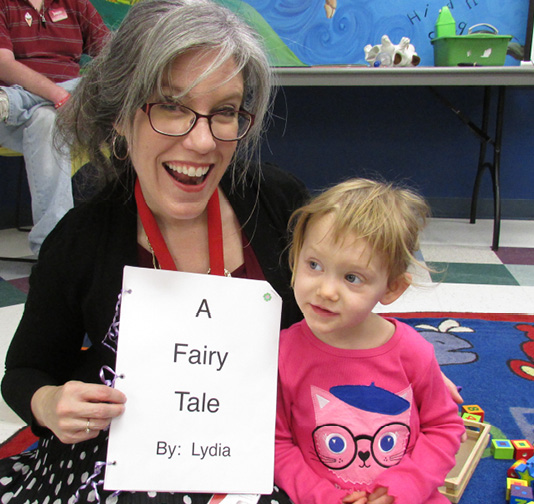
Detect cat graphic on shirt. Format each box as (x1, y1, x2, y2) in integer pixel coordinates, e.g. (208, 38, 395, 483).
(311, 383, 412, 485)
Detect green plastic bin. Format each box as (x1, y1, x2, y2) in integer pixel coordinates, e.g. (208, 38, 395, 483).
(431, 25, 511, 66)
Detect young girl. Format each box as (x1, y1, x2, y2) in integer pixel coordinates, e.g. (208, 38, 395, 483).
(275, 179, 465, 504)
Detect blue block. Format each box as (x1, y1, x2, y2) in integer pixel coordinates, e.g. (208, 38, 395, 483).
(510, 483, 534, 504)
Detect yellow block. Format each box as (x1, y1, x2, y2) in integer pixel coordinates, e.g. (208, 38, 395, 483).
(506, 478, 528, 500)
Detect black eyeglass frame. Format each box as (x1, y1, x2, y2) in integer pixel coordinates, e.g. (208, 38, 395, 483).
(141, 102, 255, 142)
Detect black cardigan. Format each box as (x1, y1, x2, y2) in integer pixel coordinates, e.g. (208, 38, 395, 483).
(2, 163, 309, 426)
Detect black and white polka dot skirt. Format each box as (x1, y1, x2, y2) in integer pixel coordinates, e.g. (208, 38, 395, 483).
(0, 433, 291, 504)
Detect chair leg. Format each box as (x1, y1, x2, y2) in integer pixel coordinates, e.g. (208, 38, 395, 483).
(0, 256, 37, 263)
(0, 156, 36, 264)
(15, 157, 31, 232)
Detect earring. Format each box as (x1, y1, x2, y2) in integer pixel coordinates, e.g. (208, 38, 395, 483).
(112, 135, 129, 161)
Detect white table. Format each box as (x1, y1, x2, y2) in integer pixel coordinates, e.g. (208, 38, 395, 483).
(275, 65, 534, 250)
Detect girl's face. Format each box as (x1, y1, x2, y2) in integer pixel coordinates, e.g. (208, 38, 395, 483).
(128, 49, 244, 223)
(293, 214, 403, 346)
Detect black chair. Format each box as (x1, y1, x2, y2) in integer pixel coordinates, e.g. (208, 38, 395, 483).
(0, 147, 36, 263)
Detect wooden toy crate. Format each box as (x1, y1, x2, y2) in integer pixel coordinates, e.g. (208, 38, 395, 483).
(439, 419, 491, 503)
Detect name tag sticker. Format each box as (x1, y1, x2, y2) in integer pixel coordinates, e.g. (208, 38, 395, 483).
(49, 8, 68, 22)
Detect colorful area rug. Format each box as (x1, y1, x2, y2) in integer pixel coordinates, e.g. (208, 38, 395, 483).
(390, 312, 534, 504)
(0, 426, 37, 459)
(1, 312, 533, 503)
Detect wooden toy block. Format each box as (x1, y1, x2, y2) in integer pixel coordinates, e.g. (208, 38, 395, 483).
(507, 479, 528, 500)
(510, 483, 533, 504)
(515, 460, 534, 486)
(511, 495, 533, 504)
(509, 459, 528, 478)
(507, 478, 528, 488)
(461, 404, 484, 422)
(512, 440, 534, 461)
(493, 439, 515, 460)
(439, 419, 491, 503)
(461, 412, 481, 422)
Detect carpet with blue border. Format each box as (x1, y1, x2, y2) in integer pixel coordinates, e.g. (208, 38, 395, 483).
(1, 312, 533, 503)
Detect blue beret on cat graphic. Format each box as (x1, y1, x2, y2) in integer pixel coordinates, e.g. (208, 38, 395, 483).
(330, 383, 410, 415)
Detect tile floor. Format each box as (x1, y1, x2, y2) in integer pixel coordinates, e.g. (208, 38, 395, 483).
(1, 218, 534, 444)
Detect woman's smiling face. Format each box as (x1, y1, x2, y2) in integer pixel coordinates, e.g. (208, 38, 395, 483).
(129, 48, 244, 223)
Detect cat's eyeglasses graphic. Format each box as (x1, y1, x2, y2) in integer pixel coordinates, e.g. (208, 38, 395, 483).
(312, 422, 411, 470)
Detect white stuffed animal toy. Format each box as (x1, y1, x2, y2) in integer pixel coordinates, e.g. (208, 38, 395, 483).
(364, 35, 421, 67)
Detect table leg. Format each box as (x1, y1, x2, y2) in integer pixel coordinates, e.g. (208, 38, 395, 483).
(469, 86, 505, 251)
(491, 86, 506, 251)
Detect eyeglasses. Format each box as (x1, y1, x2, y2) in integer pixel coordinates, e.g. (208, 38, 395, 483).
(312, 423, 410, 470)
(141, 102, 255, 142)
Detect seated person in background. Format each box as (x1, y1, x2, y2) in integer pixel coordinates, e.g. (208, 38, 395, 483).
(0, 0, 108, 253)
(275, 178, 465, 504)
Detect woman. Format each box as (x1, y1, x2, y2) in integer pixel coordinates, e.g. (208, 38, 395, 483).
(0, 0, 308, 502)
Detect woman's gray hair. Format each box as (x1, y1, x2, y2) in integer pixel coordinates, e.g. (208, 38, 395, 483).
(57, 0, 273, 186)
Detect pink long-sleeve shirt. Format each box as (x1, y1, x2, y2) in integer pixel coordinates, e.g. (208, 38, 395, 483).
(275, 317, 464, 504)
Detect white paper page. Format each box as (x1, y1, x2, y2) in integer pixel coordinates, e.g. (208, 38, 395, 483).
(105, 266, 282, 494)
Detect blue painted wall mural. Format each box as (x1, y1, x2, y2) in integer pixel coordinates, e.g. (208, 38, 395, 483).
(216, 0, 531, 66)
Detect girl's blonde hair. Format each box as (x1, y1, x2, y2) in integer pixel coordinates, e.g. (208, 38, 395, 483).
(288, 178, 430, 284)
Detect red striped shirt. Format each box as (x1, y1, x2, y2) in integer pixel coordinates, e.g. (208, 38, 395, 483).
(0, 0, 109, 82)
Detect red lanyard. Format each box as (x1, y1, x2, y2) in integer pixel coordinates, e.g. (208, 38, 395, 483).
(134, 178, 225, 275)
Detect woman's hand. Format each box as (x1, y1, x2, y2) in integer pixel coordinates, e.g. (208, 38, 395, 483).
(441, 371, 463, 405)
(441, 372, 468, 442)
(31, 380, 127, 444)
